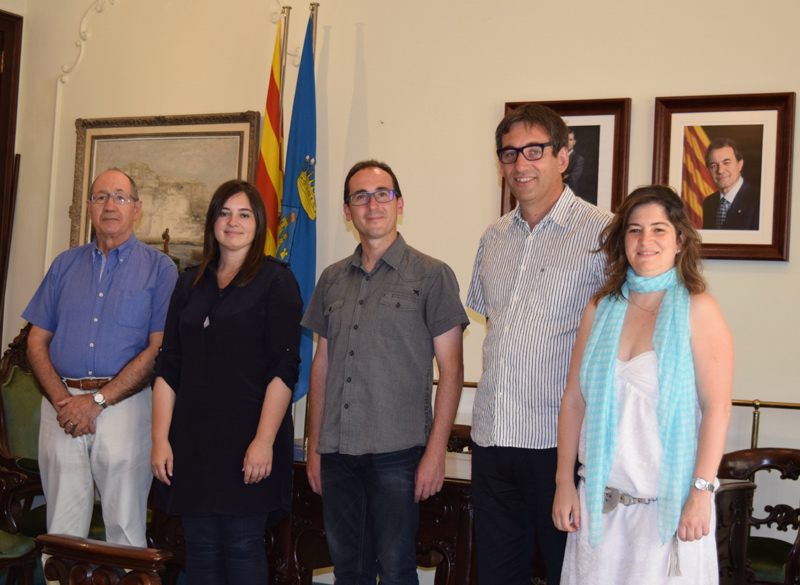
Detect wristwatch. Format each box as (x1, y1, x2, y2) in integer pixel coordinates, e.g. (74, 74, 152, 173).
(691, 477, 715, 493)
(93, 392, 108, 410)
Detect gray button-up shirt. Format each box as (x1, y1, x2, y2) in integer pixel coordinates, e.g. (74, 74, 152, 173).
(302, 234, 469, 455)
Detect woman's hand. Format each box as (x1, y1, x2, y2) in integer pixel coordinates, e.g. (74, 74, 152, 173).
(552, 482, 581, 532)
(678, 488, 712, 541)
(151, 439, 174, 485)
(243, 440, 273, 484)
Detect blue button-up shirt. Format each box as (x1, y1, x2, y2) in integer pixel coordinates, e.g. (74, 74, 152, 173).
(23, 234, 178, 379)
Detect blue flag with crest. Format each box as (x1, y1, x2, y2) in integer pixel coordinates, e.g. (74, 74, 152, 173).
(277, 15, 316, 403)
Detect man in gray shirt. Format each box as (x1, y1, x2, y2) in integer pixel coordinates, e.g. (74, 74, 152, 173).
(302, 159, 469, 584)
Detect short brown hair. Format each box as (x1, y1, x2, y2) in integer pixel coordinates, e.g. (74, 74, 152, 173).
(594, 185, 706, 301)
(343, 159, 402, 204)
(495, 103, 569, 154)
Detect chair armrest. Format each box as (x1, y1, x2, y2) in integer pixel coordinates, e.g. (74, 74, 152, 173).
(38, 533, 172, 585)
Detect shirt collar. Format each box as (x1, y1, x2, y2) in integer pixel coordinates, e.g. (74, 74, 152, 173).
(510, 186, 575, 232)
(91, 232, 137, 263)
(721, 176, 744, 204)
(348, 233, 407, 273)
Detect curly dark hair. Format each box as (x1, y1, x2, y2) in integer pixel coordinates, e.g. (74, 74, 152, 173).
(594, 185, 706, 301)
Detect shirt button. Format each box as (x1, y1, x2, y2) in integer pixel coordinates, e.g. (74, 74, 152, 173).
(365, 275, 370, 281)
(521, 266, 526, 271)
(99, 293, 103, 297)
(513, 296, 519, 301)
(93, 318, 98, 322)
(358, 299, 364, 305)
(500, 359, 505, 365)
(353, 324, 358, 330)
(344, 404, 349, 409)
(346, 377, 352, 382)
(349, 350, 354, 356)
(396, 302, 400, 308)
(89, 343, 94, 348)
(88, 371, 93, 376)
(504, 326, 509, 332)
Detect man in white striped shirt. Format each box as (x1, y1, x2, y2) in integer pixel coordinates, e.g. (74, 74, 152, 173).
(466, 104, 610, 585)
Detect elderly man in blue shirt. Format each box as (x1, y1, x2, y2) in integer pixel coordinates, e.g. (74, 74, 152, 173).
(23, 168, 177, 548)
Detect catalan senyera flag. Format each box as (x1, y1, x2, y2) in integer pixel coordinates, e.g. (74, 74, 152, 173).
(682, 126, 716, 229)
(278, 15, 316, 403)
(256, 22, 283, 257)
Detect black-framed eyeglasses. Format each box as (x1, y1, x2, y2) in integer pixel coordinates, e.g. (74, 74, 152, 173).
(496, 143, 552, 164)
(89, 191, 137, 205)
(346, 189, 397, 206)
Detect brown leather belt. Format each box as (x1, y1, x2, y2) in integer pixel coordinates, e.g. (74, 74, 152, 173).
(62, 378, 111, 391)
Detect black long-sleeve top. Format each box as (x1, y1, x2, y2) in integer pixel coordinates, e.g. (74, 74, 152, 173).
(155, 257, 302, 518)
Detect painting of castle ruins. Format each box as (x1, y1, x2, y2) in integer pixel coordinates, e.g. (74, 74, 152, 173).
(71, 112, 258, 269)
(95, 136, 241, 267)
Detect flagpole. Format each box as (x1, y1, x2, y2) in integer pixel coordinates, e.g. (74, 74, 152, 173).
(310, 3, 319, 55)
(279, 6, 291, 108)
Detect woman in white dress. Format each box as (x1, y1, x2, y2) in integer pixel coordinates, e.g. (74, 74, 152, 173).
(552, 185, 734, 583)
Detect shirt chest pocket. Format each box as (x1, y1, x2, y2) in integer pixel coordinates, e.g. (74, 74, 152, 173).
(114, 289, 152, 330)
(324, 299, 346, 338)
(376, 293, 419, 338)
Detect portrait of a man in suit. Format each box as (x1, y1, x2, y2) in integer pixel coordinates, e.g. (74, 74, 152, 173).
(563, 128, 584, 192)
(702, 137, 760, 230)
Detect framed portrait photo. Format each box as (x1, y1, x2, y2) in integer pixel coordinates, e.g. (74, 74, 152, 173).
(653, 93, 795, 261)
(502, 98, 631, 215)
(71, 111, 259, 268)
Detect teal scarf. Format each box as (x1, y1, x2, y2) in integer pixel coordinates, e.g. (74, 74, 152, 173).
(580, 267, 696, 546)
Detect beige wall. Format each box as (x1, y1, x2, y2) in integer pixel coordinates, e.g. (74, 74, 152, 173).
(0, 0, 797, 556)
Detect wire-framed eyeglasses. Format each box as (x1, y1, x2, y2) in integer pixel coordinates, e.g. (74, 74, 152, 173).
(89, 191, 137, 205)
(496, 143, 553, 164)
(346, 189, 397, 206)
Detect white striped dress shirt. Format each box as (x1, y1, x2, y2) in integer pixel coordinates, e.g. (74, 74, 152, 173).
(466, 187, 611, 449)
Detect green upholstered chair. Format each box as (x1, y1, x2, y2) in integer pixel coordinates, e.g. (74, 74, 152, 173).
(0, 324, 105, 542)
(718, 448, 800, 584)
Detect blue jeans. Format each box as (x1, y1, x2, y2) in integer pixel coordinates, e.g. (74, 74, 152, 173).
(181, 514, 269, 585)
(320, 446, 424, 585)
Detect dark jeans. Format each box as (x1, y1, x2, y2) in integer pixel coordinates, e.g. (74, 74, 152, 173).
(320, 446, 424, 585)
(472, 445, 566, 585)
(181, 513, 270, 585)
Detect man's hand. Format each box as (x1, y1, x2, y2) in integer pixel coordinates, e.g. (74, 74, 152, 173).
(306, 450, 323, 495)
(55, 394, 101, 437)
(414, 449, 445, 503)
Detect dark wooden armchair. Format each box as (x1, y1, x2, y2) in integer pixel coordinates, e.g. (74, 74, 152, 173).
(718, 448, 800, 585)
(38, 533, 171, 585)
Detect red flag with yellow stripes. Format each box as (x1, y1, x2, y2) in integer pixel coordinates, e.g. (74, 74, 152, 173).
(681, 126, 716, 229)
(256, 23, 283, 256)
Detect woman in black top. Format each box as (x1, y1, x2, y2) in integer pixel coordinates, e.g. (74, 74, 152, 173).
(151, 179, 302, 584)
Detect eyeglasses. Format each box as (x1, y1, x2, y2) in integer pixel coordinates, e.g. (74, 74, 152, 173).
(496, 143, 552, 164)
(89, 191, 137, 205)
(346, 189, 397, 206)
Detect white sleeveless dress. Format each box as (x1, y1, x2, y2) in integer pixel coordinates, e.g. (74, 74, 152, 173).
(561, 351, 719, 584)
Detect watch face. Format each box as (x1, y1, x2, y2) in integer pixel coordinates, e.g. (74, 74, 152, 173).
(693, 477, 712, 491)
(94, 393, 104, 404)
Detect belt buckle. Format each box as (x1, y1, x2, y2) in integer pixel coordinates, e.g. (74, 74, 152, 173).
(602, 488, 620, 514)
(620, 494, 636, 506)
